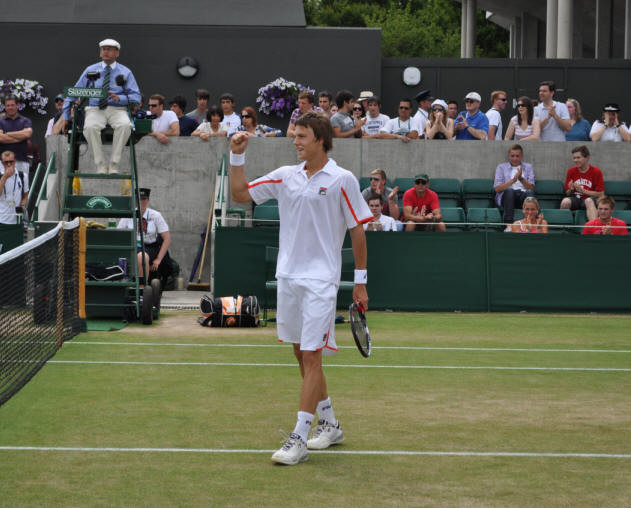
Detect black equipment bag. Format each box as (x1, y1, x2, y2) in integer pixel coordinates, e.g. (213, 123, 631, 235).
(198, 295, 259, 327)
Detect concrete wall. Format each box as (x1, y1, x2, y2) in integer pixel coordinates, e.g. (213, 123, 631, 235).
(47, 135, 631, 280)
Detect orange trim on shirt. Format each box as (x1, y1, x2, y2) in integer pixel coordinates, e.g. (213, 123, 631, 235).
(341, 186, 371, 226)
(247, 179, 282, 189)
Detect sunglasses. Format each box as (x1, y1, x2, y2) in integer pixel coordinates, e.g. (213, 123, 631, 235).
(148, 103, 159, 108)
(242, 114, 252, 118)
(516, 103, 526, 107)
(399, 106, 410, 110)
(465, 99, 477, 104)
(3, 160, 16, 164)
(353, 107, 363, 111)
(415, 179, 427, 185)
(432, 107, 444, 111)
(370, 177, 381, 181)
(498, 98, 507, 102)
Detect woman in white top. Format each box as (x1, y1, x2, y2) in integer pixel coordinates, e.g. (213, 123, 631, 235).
(590, 103, 631, 142)
(425, 99, 454, 140)
(192, 105, 227, 141)
(504, 96, 540, 141)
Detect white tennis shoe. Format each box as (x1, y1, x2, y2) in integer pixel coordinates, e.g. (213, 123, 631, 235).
(271, 433, 308, 465)
(307, 420, 344, 450)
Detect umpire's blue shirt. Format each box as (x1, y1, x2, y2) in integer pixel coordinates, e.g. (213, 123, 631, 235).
(62, 61, 141, 121)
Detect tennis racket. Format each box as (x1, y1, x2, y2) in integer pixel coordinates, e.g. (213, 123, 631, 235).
(349, 302, 371, 358)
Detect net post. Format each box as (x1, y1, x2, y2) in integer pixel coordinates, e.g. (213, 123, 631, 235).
(55, 221, 65, 348)
(78, 217, 86, 319)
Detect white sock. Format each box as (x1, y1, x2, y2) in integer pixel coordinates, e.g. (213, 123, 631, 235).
(292, 411, 314, 443)
(316, 397, 337, 425)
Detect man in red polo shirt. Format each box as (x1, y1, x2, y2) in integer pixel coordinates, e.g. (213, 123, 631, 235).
(560, 145, 604, 221)
(582, 195, 628, 235)
(402, 173, 446, 232)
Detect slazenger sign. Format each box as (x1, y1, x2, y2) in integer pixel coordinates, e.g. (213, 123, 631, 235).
(63, 87, 106, 99)
(86, 196, 113, 209)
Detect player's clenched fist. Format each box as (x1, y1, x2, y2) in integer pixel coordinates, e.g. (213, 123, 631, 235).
(230, 131, 249, 154)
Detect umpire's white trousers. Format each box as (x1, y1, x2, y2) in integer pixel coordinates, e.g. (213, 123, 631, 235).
(83, 106, 132, 166)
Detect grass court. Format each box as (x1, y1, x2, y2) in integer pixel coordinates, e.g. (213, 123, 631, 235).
(1, 311, 631, 506)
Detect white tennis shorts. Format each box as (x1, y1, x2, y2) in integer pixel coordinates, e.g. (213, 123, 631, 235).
(276, 277, 338, 355)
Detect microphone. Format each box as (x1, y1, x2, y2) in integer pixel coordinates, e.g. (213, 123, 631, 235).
(86, 71, 101, 82)
(115, 74, 131, 109)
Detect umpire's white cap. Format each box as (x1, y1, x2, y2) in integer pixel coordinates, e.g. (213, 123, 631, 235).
(99, 38, 120, 49)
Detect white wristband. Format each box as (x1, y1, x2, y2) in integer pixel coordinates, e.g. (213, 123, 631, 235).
(354, 269, 367, 284)
(230, 151, 245, 166)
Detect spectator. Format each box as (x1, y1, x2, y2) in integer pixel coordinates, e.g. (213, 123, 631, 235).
(412, 89, 432, 138)
(590, 103, 631, 142)
(565, 98, 591, 141)
(0, 95, 33, 193)
(287, 91, 322, 137)
(361, 95, 389, 138)
(330, 90, 364, 138)
(45, 94, 65, 137)
(192, 105, 227, 140)
(186, 89, 210, 124)
(560, 145, 604, 222)
(447, 100, 459, 120)
(534, 80, 571, 141)
(455, 92, 489, 140)
(509, 197, 548, 234)
(219, 92, 241, 135)
(169, 95, 199, 136)
(0, 150, 26, 224)
(351, 100, 363, 122)
(504, 96, 541, 141)
(117, 187, 174, 286)
(486, 90, 508, 140)
(232, 106, 282, 137)
(361, 168, 399, 219)
(493, 144, 536, 228)
(26, 140, 41, 189)
(379, 98, 419, 142)
(330, 104, 338, 115)
(364, 194, 397, 231)
(61, 38, 140, 175)
(582, 195, 628, 235)
(402, 173, 446, 232)
(147, 94, 179, 144)
(356, 91, 374, 115)
(425, 99, 454, 140)
(318, 91, 334, 117)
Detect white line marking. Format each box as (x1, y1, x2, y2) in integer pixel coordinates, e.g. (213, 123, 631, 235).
(0, 446, 629, 459)
(67, 342, 631, 354)
(46, 360, 631, 372)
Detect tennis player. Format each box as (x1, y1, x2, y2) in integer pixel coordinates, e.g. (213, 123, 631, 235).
(230, 111, 372, 465)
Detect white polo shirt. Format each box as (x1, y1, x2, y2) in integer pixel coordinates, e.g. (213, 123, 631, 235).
(380, 116, 420, 137)
(0, 170, 24, 224)
(248, 159, 372, 284)
(117, 208, 169, 244)
(152, 110, 178, 133)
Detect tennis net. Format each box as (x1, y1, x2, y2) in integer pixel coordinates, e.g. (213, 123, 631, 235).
(0, 218, 86, 406)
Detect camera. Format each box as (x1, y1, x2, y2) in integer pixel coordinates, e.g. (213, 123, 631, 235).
(134, 110, 156, 120)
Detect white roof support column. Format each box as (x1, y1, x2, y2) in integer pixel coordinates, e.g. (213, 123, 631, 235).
(557, 0, 573, 58)
(466, 0, 477, 58)
(546, 0, 558, 58)
(461, 0, 468, 58)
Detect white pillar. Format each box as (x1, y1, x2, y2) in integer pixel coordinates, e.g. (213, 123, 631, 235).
(461, 0, 468, 58)
(466, 0, 477, 58)
(625, 0, 631, 59)
(557, 0, 573, 58)
(546, 0, 558, 58)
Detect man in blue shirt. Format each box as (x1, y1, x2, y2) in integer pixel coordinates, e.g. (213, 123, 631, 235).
(62, 38, 141, 175)
(169, 95, 199, 136)
(455, 92, 489, 140)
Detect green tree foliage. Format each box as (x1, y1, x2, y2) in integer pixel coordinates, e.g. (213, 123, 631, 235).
(303, 0, 509, 58)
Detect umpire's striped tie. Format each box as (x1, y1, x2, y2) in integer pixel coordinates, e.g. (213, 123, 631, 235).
(98, 65, 111, 110)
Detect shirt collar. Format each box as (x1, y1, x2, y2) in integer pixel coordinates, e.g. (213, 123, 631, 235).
(296, 158, 336, 178)
(101, 61, 118, 70)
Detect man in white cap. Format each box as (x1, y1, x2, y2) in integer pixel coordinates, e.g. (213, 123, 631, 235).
(62, 38, 141, 176)
(455, 91, 489, 140)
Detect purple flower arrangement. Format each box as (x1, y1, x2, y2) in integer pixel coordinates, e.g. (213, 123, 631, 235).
(256, 77, 315, 118)
(0, 79, 49, 115)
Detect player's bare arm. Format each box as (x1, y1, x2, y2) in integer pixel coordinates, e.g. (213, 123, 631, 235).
(349, 224, 369, 310)
(229, 132, 253, 203)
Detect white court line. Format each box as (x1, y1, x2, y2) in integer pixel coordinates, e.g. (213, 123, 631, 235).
(47, 360, 631, 372)
(0, 446, 629, 459)
(68, 342, 631, 354)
